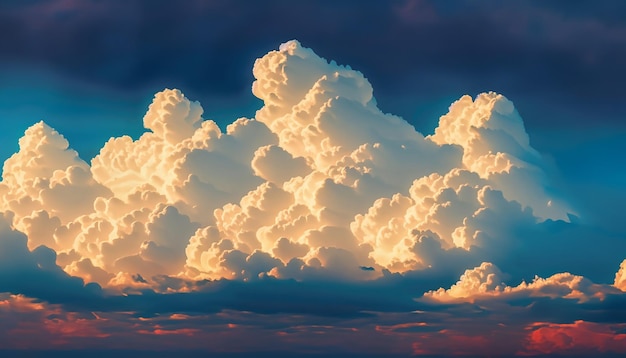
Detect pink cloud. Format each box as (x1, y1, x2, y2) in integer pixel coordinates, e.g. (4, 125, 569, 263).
(138, 325, 199, 336)
(521, 321, 626, 355)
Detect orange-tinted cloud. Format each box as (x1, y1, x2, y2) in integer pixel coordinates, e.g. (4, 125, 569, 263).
(426, 262, 620, 303)
(0, 39, 625, 356)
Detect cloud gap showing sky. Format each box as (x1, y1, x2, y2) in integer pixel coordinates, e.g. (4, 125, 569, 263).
(0, 40, 625, 356)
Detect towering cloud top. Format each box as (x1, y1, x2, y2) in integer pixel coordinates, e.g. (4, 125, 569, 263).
(0, 40, 583, 290)
(3, 121, 87, 185)
(143, 89, 204, 144)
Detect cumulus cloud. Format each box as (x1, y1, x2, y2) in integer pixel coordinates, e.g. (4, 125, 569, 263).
(425, 262, 507, 301)
(615, 259, 626, 291)
(0, 122, 110, 228)
(1, 39, 612, 300)
(429, 92, 569, 220)
(425, 262, 620, 303)
(1, 36, 625, 357)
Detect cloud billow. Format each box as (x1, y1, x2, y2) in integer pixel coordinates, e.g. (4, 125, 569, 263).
(0, 38, 613, 284)
(1, 39, 625, 355)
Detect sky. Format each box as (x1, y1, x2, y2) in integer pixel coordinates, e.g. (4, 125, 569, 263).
(0, 0, 625, 356)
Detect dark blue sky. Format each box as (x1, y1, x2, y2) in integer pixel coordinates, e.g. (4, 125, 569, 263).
(2, 0, 624, 230)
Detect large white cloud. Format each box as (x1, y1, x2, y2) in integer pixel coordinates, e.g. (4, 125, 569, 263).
(1, 39, 604, 291)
